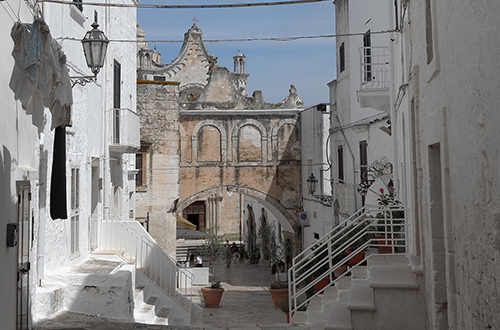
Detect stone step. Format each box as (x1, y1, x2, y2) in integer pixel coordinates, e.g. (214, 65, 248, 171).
(369, 265, 419, 290)
(336, 276, 351, 290)
(367, 254, 408, 267)
(324, 302, 353, 330)
(350, 266, 368, 279)
(347, 279, 375, 311)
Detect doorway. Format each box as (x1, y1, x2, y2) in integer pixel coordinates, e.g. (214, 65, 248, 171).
(17, 183, 31, 329)
(428, 143, 449, 330)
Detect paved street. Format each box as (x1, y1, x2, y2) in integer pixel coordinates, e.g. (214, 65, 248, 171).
(34, 260, 309, 330)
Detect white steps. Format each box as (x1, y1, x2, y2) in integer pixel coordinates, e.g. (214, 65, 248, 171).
(298, 254, 424, 330)
(133, 287, 170, 325)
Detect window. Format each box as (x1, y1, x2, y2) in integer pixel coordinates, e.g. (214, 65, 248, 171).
(136, 143, 151, 192)
(363, 30, 372, 82)
(70, 168, 80, 255)
(73, 0, 83, 12)
(338, 145, 344, 181)
(136, 153, 144, 187)
(153, 75, 166, 81)
(339, 42, 345, 73)
(359, 140, 368, 183)
(425, 0, 434, 64)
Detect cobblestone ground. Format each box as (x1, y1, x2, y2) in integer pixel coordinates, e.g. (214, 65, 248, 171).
(34, 260, 309, 330)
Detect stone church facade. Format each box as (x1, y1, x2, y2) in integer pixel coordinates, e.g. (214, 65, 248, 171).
(136, 22, 304, 257)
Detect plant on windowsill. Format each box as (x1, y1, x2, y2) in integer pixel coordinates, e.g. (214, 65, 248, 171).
(200, 227, 225, 307)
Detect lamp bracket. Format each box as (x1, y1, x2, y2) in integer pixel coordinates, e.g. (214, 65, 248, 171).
(70, 75, 100, 88)
(312, 194, 332, 207)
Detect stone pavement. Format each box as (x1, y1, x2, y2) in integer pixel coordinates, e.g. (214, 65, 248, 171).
(34, 260, 310, 330)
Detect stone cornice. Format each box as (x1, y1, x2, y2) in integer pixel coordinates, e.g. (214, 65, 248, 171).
(180, 109, 300, 116)
(137, 80, 180, 85)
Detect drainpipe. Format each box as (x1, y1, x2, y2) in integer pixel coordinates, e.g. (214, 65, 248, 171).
(37, 135, 47, 285)
(389, 0, 399, 193)
(37, 0, 47, 286)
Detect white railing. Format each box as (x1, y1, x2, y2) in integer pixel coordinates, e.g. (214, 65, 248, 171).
(91, 215, 193, 310)
(288, 205, 408, 318)
(108, 108, 140, 153)
(359, 46, 390, 91)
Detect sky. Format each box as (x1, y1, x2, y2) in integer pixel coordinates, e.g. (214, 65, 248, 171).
(137, 0, 337, 107)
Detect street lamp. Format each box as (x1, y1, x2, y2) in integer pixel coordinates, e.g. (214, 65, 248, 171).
(306, 173, 318, 196)
(71, 21, 109, 87)
(306, 173, 332, 206)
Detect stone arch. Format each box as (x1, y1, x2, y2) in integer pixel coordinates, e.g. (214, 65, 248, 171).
(231, 119, 268, 164)
(271, 118, 299, 162)
(192, 119, 227, 165)
(176, 185, 299, 237)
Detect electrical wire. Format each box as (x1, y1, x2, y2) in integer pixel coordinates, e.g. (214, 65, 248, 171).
(39, 0, 330, 9)
(56, 29, 396, 44)
(1, 0, 19, 22)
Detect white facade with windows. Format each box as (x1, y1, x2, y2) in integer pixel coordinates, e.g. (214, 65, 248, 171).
(330, 0, 397, 220)
(300, 104, 334, 248)
(0, 0, 138, 328)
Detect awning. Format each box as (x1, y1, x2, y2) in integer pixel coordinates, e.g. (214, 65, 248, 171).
(176, 215, 196, 230)
(176, 225, 208, 239)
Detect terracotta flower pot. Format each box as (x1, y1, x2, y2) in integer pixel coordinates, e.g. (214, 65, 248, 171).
(201, 287, 224, 308)
(313, 276, 330, 293)
(269, 288, 288, 309)
(375, 233, 394, 254)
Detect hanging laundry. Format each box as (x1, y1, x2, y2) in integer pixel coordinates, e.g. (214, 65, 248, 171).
(9, 19, 73, 130)
(9, 19, 73, 220)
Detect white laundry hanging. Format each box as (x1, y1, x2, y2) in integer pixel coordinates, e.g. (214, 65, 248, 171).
(9, 19, 73, 130)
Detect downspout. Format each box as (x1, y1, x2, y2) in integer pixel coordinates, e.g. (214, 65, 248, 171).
(389, 0, 399, 193)
(103, 0, 110, 217)
(37, 0, 47, 286)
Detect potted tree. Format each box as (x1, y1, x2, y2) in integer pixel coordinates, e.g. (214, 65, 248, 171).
(259, 221, 289, 308)
(200, 227, 226, 307)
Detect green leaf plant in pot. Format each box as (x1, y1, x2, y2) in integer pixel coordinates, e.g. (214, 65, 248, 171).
(200, 227, 225, 307)
(259, 221, 289, 308)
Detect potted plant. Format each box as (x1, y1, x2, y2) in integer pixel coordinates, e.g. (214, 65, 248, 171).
(259, 221, 290, 308)
(200, 227, 226, 307)
(280, 299, 307, 323)
(375, 187, 404, 253)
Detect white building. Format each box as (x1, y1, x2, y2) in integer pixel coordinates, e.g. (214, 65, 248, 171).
(329, 0, 396, 219)
(0, 0, 200, 328)
(399, 1, 500, 329)
(290, 1, 500, 330)
(300, 103, 334, 248)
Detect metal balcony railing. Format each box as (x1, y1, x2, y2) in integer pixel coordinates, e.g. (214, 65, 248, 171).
(288, 205, 408, 318)
(359, 46, 390, 91)
(91, 215, 193, 310)
(108, 108, 140, 153)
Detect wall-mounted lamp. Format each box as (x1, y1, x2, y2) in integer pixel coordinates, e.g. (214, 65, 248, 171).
(71, 22, 109, 87)
(306, 173, 332, 206)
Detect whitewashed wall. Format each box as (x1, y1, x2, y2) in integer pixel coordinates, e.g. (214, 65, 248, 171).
(331, 0, 395, 217)
(0, 0, 137, 327)
(300, 105, 334, 248)
(403, 1, 500, 329)
(0, 2, 43, 328)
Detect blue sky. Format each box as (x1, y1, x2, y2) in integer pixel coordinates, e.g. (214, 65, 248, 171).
(137, 0, 336, 107)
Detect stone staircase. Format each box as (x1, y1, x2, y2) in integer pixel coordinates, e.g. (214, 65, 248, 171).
(291, 254, 425, 330)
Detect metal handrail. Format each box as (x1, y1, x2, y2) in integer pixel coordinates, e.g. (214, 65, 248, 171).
(288, 205, 408, 318)
(91, 215, 193, 311)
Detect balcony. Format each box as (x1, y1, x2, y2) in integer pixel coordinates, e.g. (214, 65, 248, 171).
(109, 108, 140, 153)
(356, 46, 390, 111)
